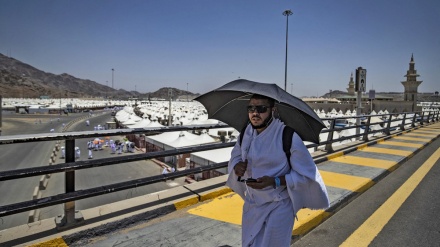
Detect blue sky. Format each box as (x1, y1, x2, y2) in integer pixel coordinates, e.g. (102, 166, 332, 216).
(1, 0, 439, 97)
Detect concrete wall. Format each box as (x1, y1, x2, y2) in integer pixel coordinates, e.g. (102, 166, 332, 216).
(306, 101, 421, 114)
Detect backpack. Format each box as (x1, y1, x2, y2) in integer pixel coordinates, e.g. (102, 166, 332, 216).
(239, 125, 295, 167)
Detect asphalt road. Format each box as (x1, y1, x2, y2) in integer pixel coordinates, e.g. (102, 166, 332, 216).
(38, 112, 186, 221)
(293, 136, 440, 247)
(0, 111, 186, 230)
(0, 113, 86, 230)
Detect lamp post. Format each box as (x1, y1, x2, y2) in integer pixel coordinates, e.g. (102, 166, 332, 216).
(186, 83, 189, 102)
(282, 9, 293, 92)
(111, 68, 114, 89)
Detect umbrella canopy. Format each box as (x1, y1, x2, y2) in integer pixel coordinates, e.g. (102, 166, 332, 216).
(194, 79, 325, 143)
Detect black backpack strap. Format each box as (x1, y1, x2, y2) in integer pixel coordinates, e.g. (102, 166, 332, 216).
(282, 126, 295, 168)
(239, 123, 248, 147)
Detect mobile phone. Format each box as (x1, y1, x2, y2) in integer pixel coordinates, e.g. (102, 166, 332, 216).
(240, 178, 258, 183)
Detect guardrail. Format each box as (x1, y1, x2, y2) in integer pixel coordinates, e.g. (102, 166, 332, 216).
(0, 111, 438, 229)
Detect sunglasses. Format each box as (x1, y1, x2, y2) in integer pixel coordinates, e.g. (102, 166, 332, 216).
(247, 105, 270, 113)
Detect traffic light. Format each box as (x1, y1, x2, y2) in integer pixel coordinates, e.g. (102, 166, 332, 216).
(355, 67, 367, 92)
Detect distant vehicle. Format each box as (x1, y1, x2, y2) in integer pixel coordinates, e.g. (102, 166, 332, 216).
(334, 119, 348, 128)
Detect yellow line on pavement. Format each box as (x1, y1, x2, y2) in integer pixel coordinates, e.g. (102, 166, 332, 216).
(340, 147, 440, 247)
(358, 146, 413, 156)
(393, 136, 432, 142)
(327, 152, 344, 160)
(188, 192, 243, 225)
(174, 196, 199, 210)
(320, 171, 375, 193)
(405, 132, 438, 137)
(28, 237, 68, 247)
(293, 209, 331, 236)
(379, 141, 423, 148)
(331, 156, 398, 171)
(187, 192, 332, 237)
(410, 129, 440, 134)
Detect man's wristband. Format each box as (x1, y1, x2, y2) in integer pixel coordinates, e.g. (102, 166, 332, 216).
(274, 177, 281, 189)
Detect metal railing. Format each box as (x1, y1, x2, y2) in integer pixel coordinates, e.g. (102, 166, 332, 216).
(0, 111, 438, 228)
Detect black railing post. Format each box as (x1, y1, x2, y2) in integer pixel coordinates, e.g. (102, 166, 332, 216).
(56, 139, 83, 228)
(411, 113, 417, 128)
(65, 139, 76, 224)
(384, 114, 392, 136)
(325, 119, 336, 153)
(420, 111, 425, 125)
(400, 113, 407, 131)
(363, 115, 371, 141)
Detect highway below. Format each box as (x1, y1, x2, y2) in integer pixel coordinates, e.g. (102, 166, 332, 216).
(38, 111, 186, 221)
(0, 113, 85, 230)
(0, 111, 185, 231)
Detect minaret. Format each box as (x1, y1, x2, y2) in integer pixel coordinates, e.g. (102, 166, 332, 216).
(347, 72, 355, 95)
(401, 54, 422, 102)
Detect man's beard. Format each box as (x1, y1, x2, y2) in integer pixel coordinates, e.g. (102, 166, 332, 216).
(251, 114, 273, 129)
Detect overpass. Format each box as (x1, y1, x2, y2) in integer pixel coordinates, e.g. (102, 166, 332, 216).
(0, 112, 439, 246)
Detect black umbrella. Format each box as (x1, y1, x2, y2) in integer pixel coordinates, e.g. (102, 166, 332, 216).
(194, 79, 325, 144)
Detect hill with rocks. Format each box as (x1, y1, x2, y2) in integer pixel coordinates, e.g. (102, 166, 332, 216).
(0, 53, 198, 100)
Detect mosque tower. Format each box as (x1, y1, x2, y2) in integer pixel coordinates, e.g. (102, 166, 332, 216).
(401, 54, 422, 102)
(347, 72, 355, 95)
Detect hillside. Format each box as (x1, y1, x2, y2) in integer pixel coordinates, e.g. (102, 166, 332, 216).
(0, 53, 198, 100)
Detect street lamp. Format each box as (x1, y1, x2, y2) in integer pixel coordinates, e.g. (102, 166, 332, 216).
(283, 9, 293, 92)
(111, 68, 114, 89)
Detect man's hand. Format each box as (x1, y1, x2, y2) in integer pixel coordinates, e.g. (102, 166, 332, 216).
(234, 160, 248, 177)
(246, 176, 274, 189)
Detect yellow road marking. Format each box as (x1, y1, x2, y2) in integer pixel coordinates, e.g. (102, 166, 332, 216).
(174, 196, 199, 210)
(358, 146, 413, 156)
(379, 141, 423, 148)
(331, 156, 398, 171)
(328, 152, 344, 160)
(415, 128, 440, 132)
(187, 192, 331, 236)
(293, 209, 331, 236)
(188, 192, 243, 225)
(28, 237, 68, 247)
(393, 136, 432, 142)
(320, 171, 375, 193)
(340, 147, 440, 247)
(405, 132, 438, 137)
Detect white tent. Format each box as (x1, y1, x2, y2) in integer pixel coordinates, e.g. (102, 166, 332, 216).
(127, 118, 151, 128)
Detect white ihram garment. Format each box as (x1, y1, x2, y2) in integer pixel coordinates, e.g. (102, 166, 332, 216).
(226, 119, 329, 247)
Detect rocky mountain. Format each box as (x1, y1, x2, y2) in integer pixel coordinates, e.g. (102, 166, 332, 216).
(0, 53, 198, 100)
